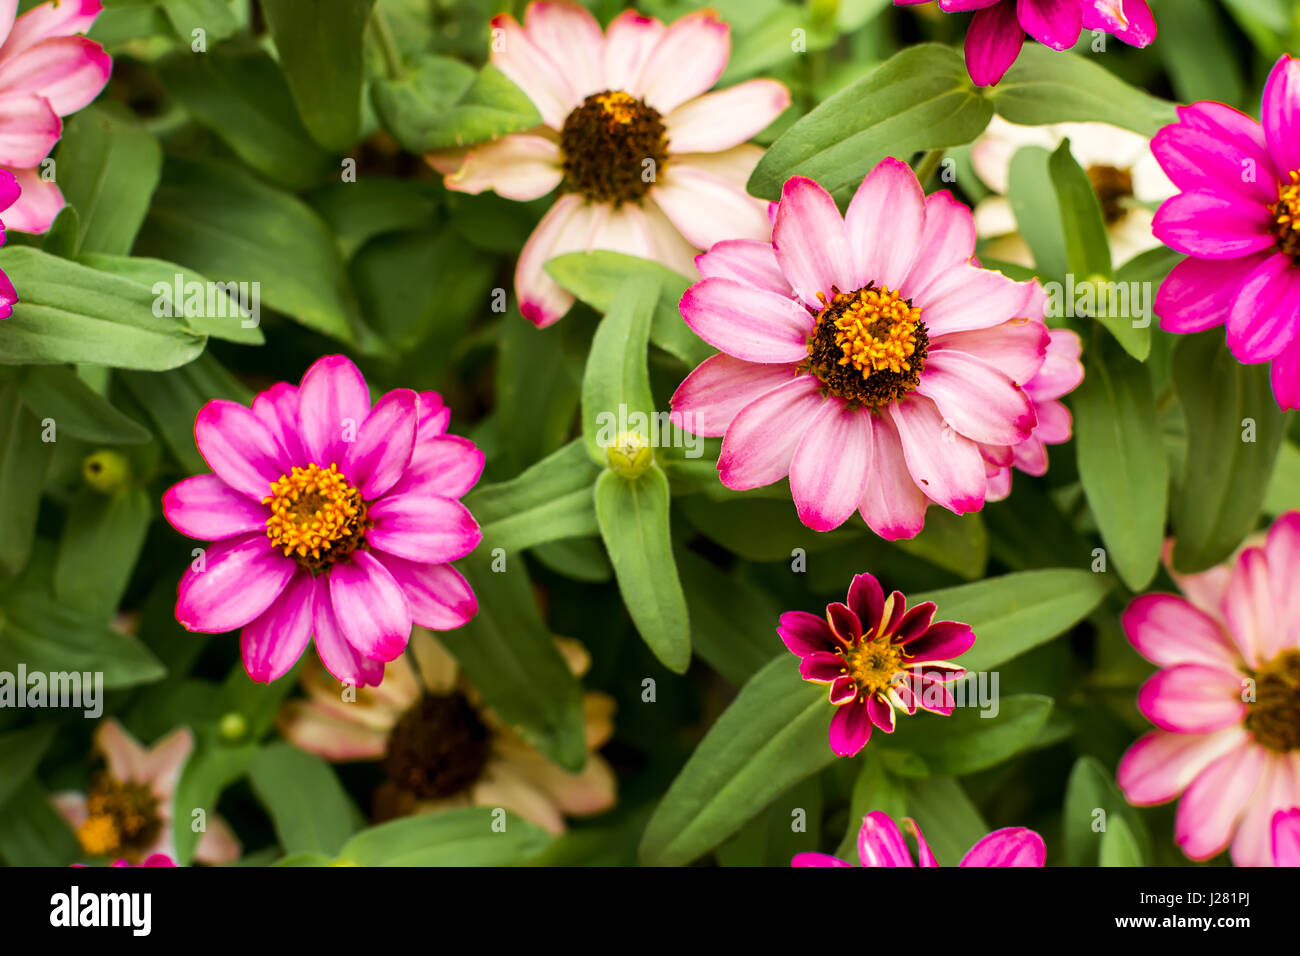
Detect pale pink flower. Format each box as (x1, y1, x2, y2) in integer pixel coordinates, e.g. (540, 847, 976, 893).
(793, 811, 1045, 866)
(429, 2, 789, 327)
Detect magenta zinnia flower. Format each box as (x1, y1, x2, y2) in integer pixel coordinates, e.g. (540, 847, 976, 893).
(1117, 513, 1300, 866)
(0, 168, 19, 317)
(1152, 55, 1300, 411)
(894, 0, 1155, 87)
(793, 811, 1045, 866)
(780, 572, 975, 757)
(429, 1, 788, 327)
(671, 158, 1064, 538)
(0, 0, 111, 232)
(1274, 809, 1300, 866)
(163, 355, 483, 687)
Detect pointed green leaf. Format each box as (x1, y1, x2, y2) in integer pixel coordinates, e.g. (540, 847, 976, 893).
(336, 808, 551, 866)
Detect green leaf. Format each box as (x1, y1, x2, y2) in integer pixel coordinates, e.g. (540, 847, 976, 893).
(492, 308, 583, 476)
(172, 732, 257, 865)
(17, 366, 149, 444)
(336, 808, 552, 866)
(912, 569, 1111, 672)
(52, 106, 162, 256)
(1072, 341, 1168, 591)
(1155, 0, 1246, 106)
(137, 157, 364, 346)
(891, 510, 988, 580)
(595, 466, 691, 674)
(904, 776, 990, 866)
(678, 550, 780, 686)
(1049, 140, 1113, 280)
(0, 781, 79, 866)
(581, 275, 659, 464)
(639, 657, 834, 866)
(834, 749, 908, 860)
(309, 178, 441, 261)
(882, 695, 1053, 777)
(716, 776, 822, 867)
(372, 58, 542, 152)
(749, 44, 993, 202)
(0, 247, 206, 370)
(989, 46, 1178, 136)
(1006, 145, 1067, 281)
(1170, 332, 1287, 572)
(248, 742, 357, 856)
(0, 381, 53, 576)
(1099, 815, 1144, 867)
(443, 554, 588, 772)
(1063, 756, 1151, 866)
(1264, 441, 1300, 517)
(53, 487, 151, 617)
(259, 0, 375, 150)
(679, 493, 864, 562)
(159, 0, 242, 43)
(0, 725, 58, 812)
(546, 251, 707, 368)
(161, 47, 336, 190)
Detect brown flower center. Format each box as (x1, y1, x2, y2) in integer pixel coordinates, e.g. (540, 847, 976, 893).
(1086, 164, 1134, 225)
(382, 693, 492, 800)
(263, 463, 370, 573)
(1245, 648, 1300, 752)
(804, 285, 928, 408)
(560, 90, 668, 204)
(1272, 170, 1300, 260)
(76, 774, 162, 861)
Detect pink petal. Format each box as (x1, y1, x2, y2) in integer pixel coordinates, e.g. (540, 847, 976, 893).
(1262, 55, 1300, 179)
(1176, 102, 1277, 185)
(652, 161, 769, 250)
(903, 621, 976, 662)
(669, 354, 798, 437)
(522, 1, 605, 101)
(602, 10, 665, 96)
(1118, 726, 1247, 805)
(965, 1, 1025, 87)
(1137, 663, 1247, 734)
(638, 9, 730, 114)
(866, 694, 896, 733)
(1230, 754, 1298, 866)
(913, 265, 1037, 336)
(1175, 743, 1265, 861)
(1273, 807, 1300, 867)
(789, 400, 873, 532)
(828, 698, 873, 757)
(0, 0, 102, 58)
(240, 569, 316, 683)
(194, 399, 290, 501)
(1016, 0, 1082, 50)
(94, 718, 148, 783)
(844, 157, 925, 291)
(1271, 336, 1300, 411)
(846, 573, 885, 632)
(695, 238, 789, 296)
(1122, 593, 1241, 670)
(416, 391, 450, 437)
(856, 811, 914, 866)
(0, 92, 59, 167)
(1226, 254, 1300, 364)
(717, 375, 826, 490)
(930, 318, 1049, 386)
(916, 349, 1036, 445)
(0, 162, 62, 232)
(1154, 255, 1259, 335)
(889, 397, 986, 514)
(772, 175, 854, 309)
(296, 354, 371, 470)
(1222, 545, 1274, 669)
(515, 193, 593, 328)
(800, 650, 847, 683)
(959, 827, 1046, 866)
(1083, 0, 1156, 46)
(366, 491, 482, 564)
(371, 552, 478, 631)
(344, 387, 417, 500)
(777, 610, 839, 657)
(388, 434, 485, 500)
(487, 13, 576, 128)
(328, 551, 412, 662)
(312, 589, 385, 687)
(858, 413, 930, 540)
(176, 534, 296, 633)
(0, 35, 109, 115)
(791, 852, 854, 867)
(892, 600, 937, 644)
(1023, 327, 1083, 401)
(1151, 124, 1278, 207)
(664, 79, 789, 154)
(902, 190, 977, 300)
(679, 277, 813, 363)
(442, 134, 562, 202)
(1152, 191, 1276, 260)
(1263, 512, 1300, 656)
(163, 474, 268, 541)
(251, 382, 306, 465)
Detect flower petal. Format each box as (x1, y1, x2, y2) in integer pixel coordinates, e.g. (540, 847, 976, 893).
(694, 238, 789, 295)
(240, 569, 316, 683)
(1262, 55, 1300, 179)
(669, 354, 798, 437)
(344, 388, 417, 500)
(652, 160, 770, 250)
(1122, 593, 1241, 670)
(441, 134, 562, 202)
(515, 193, 593, 327)
(916, 349, 1037, 445)
(1175, 743, 1265, 861)
(176, 534, 295, 633)
(679, 277, 812, 363)
(1137, 663, 1247, 734)
(889, 397, 987, 514)
(0, 35, 109, 115)
(1154, 254, 1261, 335)
(856, 811, 914, 866)
(328, 551, 412, 662)
(828, 698, 873, 757)
(1017, 0, 1082, 50)
(1152, 191, 1276, 259)
(790, 400, 874, 532)
(902, 190, 977, 300)
(959, 827, 1046, 866)
(163, 474, 268, 541)
(772, 175, 854, 309)
(717, 376, 826, 489)
(602, 9, 665, 96)
(194, 399, 290, 501)
(488, 12, 576, 128)
(1118, 726, 1247, 805)
(777, 610, 839, 657)
(965, 1, 1024, 87)
(297, 355, 371, 469)
(523, 1, 605, 100)
(371, 552, 478, 631)
(366, 492, 482, 564)
(664, 79, 789, 154)
(858, 413, 930, 540)
(1226, 253, 1300, 364)
(638, 9, 730, 114)
(0, 92, 60, 166)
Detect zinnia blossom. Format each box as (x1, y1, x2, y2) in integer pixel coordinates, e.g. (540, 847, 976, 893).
(793, 811, 1045, 866)
(894, 0, 1156, 87)
(54, 720, 239, 865)
(671, 158, 1064, 538)
(779, 572, 975, 757)
(1274, 809, 1300, 866)
(1151, 54, 1300, 411)
(1117, 513, 1300, 866)
(0, 0, 111, 232)
(429, 1, 788, 327)
(277, 629, 617, 835)
(163, 355, 483, 687)
(0, 168, 19, 317)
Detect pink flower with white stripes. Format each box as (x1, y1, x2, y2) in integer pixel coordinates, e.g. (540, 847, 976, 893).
(1118, 513, 1300, 866)
(779, 572, 975, 757)
(0, 0, 112, 233)
(793, 811, 1045, 866)
(671, 158, 1063, 538)
(429, 2, 788, 327)
(163, 355, 483, 687)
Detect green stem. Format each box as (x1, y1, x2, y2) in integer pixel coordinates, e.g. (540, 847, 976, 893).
(913, 148, 947, 186)
(370, 5, 403, 81)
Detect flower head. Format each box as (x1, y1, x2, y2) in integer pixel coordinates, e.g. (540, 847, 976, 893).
(163, 355, 483, 687)
(672, 158, 1072, 538)
(779, 572, 975, 757)
(429, 2, 789, 327)
(53, 720, 239, 865)
(1152, 55, 1300, 411)
(0, 0, 111, 233)
(793, 811, 1045, 866)
(277, 629, 616, 835)
(1117, 512, 1300, 866)
(895, 0, 1156, 87)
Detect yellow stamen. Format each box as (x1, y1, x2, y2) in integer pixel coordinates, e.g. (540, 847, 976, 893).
(595, 90, 639, 125)
(77, 815, 122, 857)
(837, 636, 906, 698)
(263, 463, 368, 567)
(815, 286, 923, 376)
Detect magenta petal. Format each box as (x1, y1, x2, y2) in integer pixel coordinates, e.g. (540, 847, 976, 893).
(1262, 55, 1300, 178)
(1083, 0, 1156, 46)
(297, 355, 371, 468)
(366, 492, 481, 564)
(1117, 728, 1244, 806)
(387, 434, 485, 500)
(1152, 191, 1276, 260)
(176, 534, 295, 633)
(828, 698, 873, 757)
(328, 551, 412, 662)
(240, 569, 315, 683)
(892, 601, 937, 644)
(1121, 593, 1239, 670)
(1016, 0, 1082, 50)
(312, 586, 385, 687)
(1271, 336, 1300, 411)
(0, 35, 111, 115)
(856, 811, 915, 866)
(344, 388, 418, 499)
(959, 828, 1046, 867)
(800, 651, 846, 684)
(1154, 254, 1262, 335)
(791, 852, 854, 867)
(866, 695, 896, 733)
(777, 610, 838, 656)
(695, 238, 791, 296)
(163, 474, 267, 541)
(1226, 254, 1300, 364)
(1137, 663, 1248, 734)
(371, 551, 478, 631)
(965, 1, 1024, 87)
(846, 573, 885, 633)
(1272, 808, 1300, 867)
(903, 621, 976, 662)
(194, 400, 290, 501)
(829, 676, 857, 704)
(251, 383, 306, 464)
(826, 602, 862, 643)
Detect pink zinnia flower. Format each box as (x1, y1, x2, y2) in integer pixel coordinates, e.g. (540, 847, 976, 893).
(163, 355, 483, 687)
(894, 1, 1156, 87)
(793, 811, 1045, 866)
(0, 168, 19, 317)
(1274, 809, 1300, 866)
(1152, 55, 1300, 411)
(1117, 512, 1300, 866)
(429, 2, 788, 327)
(54, 720, 239, 865)
(671, 158, 1060, 538)
(0, 0, 111, 232)
(779, 571, 975, 757)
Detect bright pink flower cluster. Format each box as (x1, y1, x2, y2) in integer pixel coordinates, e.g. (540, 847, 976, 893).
(794, 811, 1045, 866)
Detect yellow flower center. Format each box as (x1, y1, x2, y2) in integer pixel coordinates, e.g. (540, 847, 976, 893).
(806, 285, 928, 407)
(263, 463, 369, 572)
(836, 636, 906, 701)
(76, 775, 162, 861)
(595, 90, 640, 125)
(559, 89, 668, 205)
(1273, 170, 1300, 259)
(1245, 648, 1300, 752)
